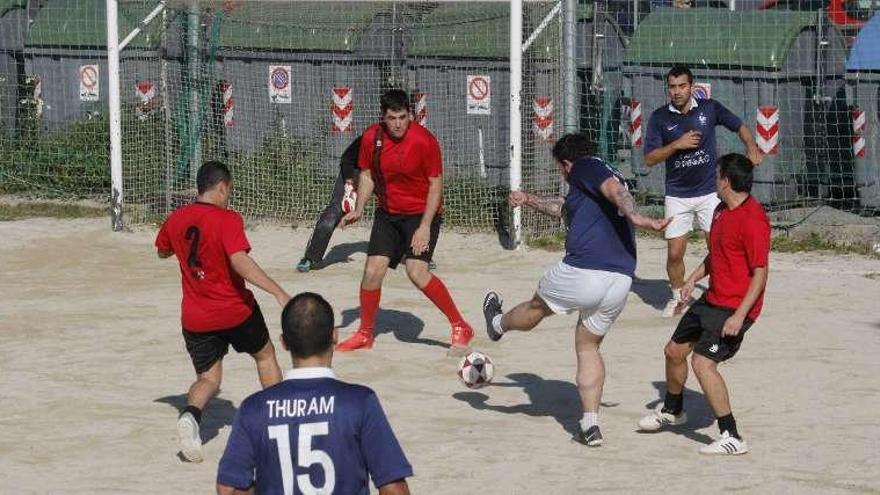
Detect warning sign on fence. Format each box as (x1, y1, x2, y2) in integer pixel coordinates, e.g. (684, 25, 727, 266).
(79, 64, 99, 102)
(268, 65, 292, 104)
(466, 75, 491, 115)
(692, 82, 712, 100)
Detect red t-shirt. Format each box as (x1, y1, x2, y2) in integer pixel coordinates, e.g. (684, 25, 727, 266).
(155, 202, 255, 332)
(357, 122, 443, 215)
(706, 196, 771, 321)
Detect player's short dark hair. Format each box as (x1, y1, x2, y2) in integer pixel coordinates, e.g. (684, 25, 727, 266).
(718, 153, 754, 193)
(380, 89, 411, 114)
(666, 65, 694, 84)
(281, 292, 335, 359)
(196, 161, 231, 194)
(551, 132, 596, 163)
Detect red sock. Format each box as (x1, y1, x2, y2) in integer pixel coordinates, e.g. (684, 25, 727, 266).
(420, 276, 464, 324)
(359, 288, 381, 332)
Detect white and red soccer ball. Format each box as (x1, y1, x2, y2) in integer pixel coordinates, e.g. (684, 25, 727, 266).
(457, 351, 494, 389)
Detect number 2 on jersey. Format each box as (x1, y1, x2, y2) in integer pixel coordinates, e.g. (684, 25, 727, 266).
(184, 226, 206, 280)
(268, 422, 336, 495)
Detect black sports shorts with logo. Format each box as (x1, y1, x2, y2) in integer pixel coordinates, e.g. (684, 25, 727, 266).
(182, 303, 270, 374)
(671, 297, 754, 362)
(368, 209, 442, 269)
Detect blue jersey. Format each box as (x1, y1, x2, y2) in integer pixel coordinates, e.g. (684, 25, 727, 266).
(217, 368, 412, 494)
(562, 156, 636, 277)
(644, 98, 743, 198)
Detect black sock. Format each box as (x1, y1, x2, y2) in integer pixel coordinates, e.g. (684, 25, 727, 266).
(717, 413, 739, 439)
(183, 405, 202, 424)
(662, 392, 683, 415)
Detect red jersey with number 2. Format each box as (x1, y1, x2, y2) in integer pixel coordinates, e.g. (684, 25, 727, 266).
(155, 203, 255, 332)
(706, 196, 771, 321)
(357, 122, 443, 215)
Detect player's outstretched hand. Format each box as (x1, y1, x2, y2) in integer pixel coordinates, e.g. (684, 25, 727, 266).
(747, 146, 763, 166)
(338, 209, 362, 230)
(680, 278, 696, 303)
(509, 191, 530, 207)
(630, 214, 671, 232)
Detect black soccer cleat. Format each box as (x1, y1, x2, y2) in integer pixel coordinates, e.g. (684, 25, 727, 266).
(483, 291, 504, 342)
(581, 425, 603, 447)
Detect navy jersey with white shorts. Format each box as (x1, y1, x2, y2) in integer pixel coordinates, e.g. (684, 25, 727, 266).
(536, 156, 635, 336)
(217, 368, 412, 494)
(644, 98, 743, 198)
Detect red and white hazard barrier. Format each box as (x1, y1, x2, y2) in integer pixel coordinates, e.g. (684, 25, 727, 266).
(630, 100, 642, 148)
(533, 96, 553, 142)
(414, 92, 427, 127)
(852, 108, 866, 158)
(135, 81, 155, 120)
(332, 86, 353, 133)
(756, 106, 779, 155)
(221, 81, 233, 128)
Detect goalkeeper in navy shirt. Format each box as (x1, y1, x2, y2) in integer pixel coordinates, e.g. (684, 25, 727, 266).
(217, 292, 412, 495)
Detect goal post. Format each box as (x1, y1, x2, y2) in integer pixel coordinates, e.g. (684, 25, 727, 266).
(105, 0, 571, 245)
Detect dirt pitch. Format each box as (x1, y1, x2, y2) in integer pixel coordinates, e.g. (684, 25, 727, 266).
(1, 217, 878, 493)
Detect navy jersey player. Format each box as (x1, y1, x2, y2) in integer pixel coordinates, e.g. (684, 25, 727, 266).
(482, 133, 670, 447)
(217, 292, 412, 495)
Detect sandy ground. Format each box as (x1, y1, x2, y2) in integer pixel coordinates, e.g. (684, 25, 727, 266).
(1, 217, 879, 494)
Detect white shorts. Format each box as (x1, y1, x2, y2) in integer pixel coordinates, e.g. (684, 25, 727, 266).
(536, 261, 632, 336)
(664, 192, 721, 239)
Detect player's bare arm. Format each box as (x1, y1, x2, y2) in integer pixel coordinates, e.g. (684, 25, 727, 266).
(737, 124, 763, 166)
(509, 191, 564, 218)
(340, 169, 374, 229)
(412, 175, 442, 256)
(378, 479, 411, 495)
(229, 251, 291, 307)
(722, 265, 768, 337)
(680, 255, 709, 301)
(216, 483, 254, 495)
(644, 130, 701, 166)
(598, 177, 671, 232)
(157, 249, 174, 259)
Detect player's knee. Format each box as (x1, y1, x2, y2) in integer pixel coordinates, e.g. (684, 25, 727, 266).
(363, 263, 386, 285)
(664, 342, 688, 363)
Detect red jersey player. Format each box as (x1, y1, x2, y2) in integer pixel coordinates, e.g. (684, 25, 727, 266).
(336, 89, 473, 355)
(155, 161, 291, 462)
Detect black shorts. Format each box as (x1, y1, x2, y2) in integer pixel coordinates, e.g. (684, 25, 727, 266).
(368, 210, 441, 269)
(671, 298, 754, 362)
(182, 303, 270, 374)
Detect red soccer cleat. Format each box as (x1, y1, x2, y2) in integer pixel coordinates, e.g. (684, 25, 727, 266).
(449, 321, 474, 354)
(336, 328, 375, 352)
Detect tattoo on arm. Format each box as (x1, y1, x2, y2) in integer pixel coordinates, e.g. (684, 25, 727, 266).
(527, 194, 565, 218)
(614, 186, 638, 218)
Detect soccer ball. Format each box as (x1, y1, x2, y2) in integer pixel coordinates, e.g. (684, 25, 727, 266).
(457, 351, 494, 389)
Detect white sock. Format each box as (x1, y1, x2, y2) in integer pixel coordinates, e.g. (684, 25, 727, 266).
(491, 314, 505, 334)
(579, 412, 599, 431)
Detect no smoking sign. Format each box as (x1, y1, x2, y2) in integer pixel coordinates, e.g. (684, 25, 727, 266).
(467, 75, 491, 115)
(79, 64, 99, 102)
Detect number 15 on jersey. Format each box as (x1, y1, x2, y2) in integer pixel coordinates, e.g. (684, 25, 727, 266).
(267, 422, 336, 495)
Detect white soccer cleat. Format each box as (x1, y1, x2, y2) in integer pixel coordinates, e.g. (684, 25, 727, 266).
(661, 297, 682, 318)
(699, 431, 749, 456)
(177, 412, 204, 463)
(637, 405, 688, 432)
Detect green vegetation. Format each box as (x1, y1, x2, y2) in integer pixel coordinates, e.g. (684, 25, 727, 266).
(770, 232, 877, 256)
(0, 201, 104, 220)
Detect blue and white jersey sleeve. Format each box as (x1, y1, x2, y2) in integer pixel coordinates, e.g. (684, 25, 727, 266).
(569, 157, 616, 197)
(217, 402, 257, 490)
(359, 393, 413, 489)
(713, 100, 743, 132)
